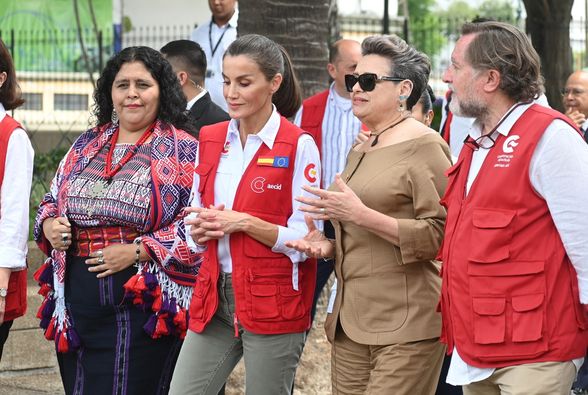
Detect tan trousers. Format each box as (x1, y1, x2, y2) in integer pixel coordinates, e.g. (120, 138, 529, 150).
(463, 361, 577, 395)
(331, 326, 445, 395)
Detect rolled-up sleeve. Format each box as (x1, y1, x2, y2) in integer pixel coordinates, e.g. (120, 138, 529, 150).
(397, 138, 451, 264)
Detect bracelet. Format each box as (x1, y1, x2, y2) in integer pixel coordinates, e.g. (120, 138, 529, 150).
(133, 237, 142, 265)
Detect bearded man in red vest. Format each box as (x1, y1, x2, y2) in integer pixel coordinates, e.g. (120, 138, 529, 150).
(293, 38, 362, 321)
(438, 21, 588, 395)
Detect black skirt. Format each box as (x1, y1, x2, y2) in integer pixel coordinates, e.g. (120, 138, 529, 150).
(57, 255, 181, 395)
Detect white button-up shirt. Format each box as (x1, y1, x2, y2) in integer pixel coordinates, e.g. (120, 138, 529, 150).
(190, 9, 238, 112)
(447, 101, 588, 385)
(0, 103, 34, 270)
(187, 107, 321, 282)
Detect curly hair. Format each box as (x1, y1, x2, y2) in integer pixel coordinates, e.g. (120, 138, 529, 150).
(93, 46, 195, 133)
(461, 21, 543, 103)
(361, 35, 431, 110)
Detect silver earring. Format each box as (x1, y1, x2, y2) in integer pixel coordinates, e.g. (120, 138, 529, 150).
(111, 109, 119, 125)
(398, 95, 407, 112)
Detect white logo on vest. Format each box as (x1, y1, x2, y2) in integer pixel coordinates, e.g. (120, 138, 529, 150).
(502, 135, 520, 153)
(251, 176, 265, 193)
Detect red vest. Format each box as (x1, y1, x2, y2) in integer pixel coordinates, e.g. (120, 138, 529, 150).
(299, 89, 329, 156)
(0, 115, 27, 322)
(188, 118, 317, 335)
(439, 104, 588, 368)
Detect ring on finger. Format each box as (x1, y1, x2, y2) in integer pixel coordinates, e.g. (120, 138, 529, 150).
(97, 250, 103, 257)
(61, 233, 68, 242)
(320, 207, 326, 213)
(98, 257, 104, 265)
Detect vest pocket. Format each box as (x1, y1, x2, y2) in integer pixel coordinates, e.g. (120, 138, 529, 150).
(190, 268, 211, 320)
(468, 260, 548, 361)
(469, 209, 516, 263)
(472, 297, 505, 344)
(512, 293, 544, 342)
(247, 268, 306, 322)
(250, 284, 280, 320)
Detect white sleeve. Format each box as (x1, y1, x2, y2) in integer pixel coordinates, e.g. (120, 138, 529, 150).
(272, 134, 322, 263)
(293, 105, 303, 127)
(530, 119, 588, 303)
(185, 145, 206, 252)
(0, 129, 34, 269)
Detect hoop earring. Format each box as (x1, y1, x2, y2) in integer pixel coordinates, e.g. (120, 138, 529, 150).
(111, 109, 119, 125)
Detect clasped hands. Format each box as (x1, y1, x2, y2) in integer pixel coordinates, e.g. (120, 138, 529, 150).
(184, 204, 249, 244)
(43, 216, 141, 278)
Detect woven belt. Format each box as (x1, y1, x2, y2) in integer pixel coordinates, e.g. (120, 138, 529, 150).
(70, 226, 139, 256)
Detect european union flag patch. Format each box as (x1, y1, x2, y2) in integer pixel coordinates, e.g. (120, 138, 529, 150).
(257, 156, 289, 168)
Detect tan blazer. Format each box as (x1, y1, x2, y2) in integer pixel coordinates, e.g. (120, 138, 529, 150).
(324, 134, 451, 345)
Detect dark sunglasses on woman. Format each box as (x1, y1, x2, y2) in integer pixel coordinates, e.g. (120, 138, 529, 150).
(345, 73, 404, 92)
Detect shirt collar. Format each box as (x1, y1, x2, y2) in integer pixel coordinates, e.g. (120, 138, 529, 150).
(582, 119, 588, 132)
(227, 105, 281, 149)
(0, 102, 6, 121)
(186, 89, 208, 110)
(470, 101, 534, 139)
(329, 82, 352, 111)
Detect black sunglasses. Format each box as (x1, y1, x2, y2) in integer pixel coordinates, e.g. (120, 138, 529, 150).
(345, 73, 404, 92)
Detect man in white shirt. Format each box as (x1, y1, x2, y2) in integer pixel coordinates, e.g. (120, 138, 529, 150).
(440, 21, 588, 395)
(190, 0, 238, 112)
(563, 70, 588, 139)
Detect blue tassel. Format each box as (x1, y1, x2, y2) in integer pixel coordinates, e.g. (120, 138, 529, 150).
(67, 328, 81, 350)
(143, 314, 157, 336)
(143, 272, 158, 291)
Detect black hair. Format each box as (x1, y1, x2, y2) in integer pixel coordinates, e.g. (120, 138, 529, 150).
(160, 40, 207, 85)
(93, 46, 195, 133)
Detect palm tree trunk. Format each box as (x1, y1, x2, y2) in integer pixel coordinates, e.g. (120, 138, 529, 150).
(238, 0, 335, 98)
(523, 0, 574, 111)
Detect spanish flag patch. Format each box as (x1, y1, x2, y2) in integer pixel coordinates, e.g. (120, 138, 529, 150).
(257, 156, 289, 168)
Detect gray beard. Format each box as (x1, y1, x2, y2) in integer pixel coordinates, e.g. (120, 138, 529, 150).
(449, 95, 486, 120)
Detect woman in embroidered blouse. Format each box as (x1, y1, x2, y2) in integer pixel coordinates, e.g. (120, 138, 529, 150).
(34, 46, 200, 395)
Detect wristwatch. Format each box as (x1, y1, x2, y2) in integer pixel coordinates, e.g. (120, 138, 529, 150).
(0, 288, 7, 298)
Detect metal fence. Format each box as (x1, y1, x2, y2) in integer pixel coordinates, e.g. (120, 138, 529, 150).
(6, 16, 588, 226)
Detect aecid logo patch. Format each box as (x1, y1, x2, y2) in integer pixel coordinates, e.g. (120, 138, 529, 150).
(250, 176, 282, 193)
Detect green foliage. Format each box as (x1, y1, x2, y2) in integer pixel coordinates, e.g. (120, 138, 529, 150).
(478, 0, 516, 22)
(400, 0, 447, 59)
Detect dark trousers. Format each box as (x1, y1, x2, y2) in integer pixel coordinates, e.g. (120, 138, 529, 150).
(436, 355, 463, 395)
(0, 320, 13, 361)
(574, 352, 588, 390)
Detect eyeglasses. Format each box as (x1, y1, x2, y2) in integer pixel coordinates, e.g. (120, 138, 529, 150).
(463, 132, 497, 151)
(344, 73, 404, 92)
(561, 88, 586, 97)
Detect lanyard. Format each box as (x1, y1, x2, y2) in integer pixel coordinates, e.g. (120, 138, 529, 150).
(209, 20, 230, 59)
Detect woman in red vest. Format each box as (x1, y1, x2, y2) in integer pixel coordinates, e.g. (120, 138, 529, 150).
(169, 34, 320, 395)
(0, 39, 33, 361)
